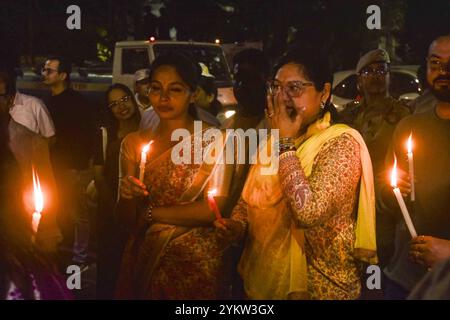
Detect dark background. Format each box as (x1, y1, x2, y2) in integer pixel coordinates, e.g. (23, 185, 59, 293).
(1, 0, 449, 70)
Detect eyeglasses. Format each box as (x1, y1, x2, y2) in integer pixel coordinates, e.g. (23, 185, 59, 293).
(41, 67, 59, 75)
(359, 67, 389, 77)
(427, 58, 450, 73)
(267, 80, 314, 97)
(108, 95, 132, 108)
(148, 84, 190, 99)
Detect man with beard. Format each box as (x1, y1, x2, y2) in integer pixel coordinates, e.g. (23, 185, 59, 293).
(378, 35, 450, 299)
(341, 49, 411, 176)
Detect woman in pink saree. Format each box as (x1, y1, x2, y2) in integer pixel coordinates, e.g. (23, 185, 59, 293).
(115, 53, 233, 299)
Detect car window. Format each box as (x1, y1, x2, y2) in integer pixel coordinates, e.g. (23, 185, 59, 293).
(333, 74, 358, 100)
(122, 48, 150, 74)
(153, 44, 232, 86)
(390, 72, 420, 99)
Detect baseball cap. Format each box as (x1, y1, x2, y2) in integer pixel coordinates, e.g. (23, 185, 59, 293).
(134, 68, 150, 82)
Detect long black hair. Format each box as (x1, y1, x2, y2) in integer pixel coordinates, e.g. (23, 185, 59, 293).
(273, 48, 341, 123)
(103, 83, 141, 136)
(149, 52, 199, 119)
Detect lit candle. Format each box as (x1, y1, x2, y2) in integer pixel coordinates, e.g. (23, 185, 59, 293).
(32, 168, 44, 240)
(207, 188, 223, 222)
(139, 141, 153, 182)
(391, 156, 417, 238)
(406, 132, 415, 202)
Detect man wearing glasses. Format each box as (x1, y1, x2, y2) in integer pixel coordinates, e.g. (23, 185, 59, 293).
(42, 56, 96, 275)
(341, 49, 410, 177)
(379, 35, 450, 300)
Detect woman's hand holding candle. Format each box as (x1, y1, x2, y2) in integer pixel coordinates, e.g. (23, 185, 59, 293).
(120, 175, 149, 199)
(214, 218, 244, 244)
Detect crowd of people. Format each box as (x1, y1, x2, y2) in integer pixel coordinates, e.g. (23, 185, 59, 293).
(0, 34, 449, 300)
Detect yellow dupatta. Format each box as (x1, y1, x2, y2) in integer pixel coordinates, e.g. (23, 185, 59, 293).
(295, 114, 378, 264)
(240, 113, 377, 300)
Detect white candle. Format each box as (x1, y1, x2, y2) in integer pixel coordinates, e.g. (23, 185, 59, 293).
(392, 187, 417, 238)
(32, 211, 42, 234)
(407, 133, 415, 202)
(391, 157, 417, 238)
(31, 168, 44, 240)
(139, 141, 153, 182)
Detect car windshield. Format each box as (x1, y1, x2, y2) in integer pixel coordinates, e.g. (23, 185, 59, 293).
(334, 70, 420, 100)
(153, 44, 232, 87)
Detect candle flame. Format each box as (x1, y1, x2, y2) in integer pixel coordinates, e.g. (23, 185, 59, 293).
(142, 140, 153, 154)
(208, 188, 217, 197)
(32, 167, 44, 213)
(390, 156, 398, 188)
(407, 132, 413, 154)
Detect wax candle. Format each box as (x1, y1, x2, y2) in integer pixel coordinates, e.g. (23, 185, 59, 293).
(406, 133, 415, 202)
(32, 168, 44, 238)
(391, 157, 417, 238)
(139, 141, 153, 182)
(207, 188, 223, 222)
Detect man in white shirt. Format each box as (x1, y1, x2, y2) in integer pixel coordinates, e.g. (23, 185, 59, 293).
(9, 91, 56, 139)
(1, 66, 61, 253)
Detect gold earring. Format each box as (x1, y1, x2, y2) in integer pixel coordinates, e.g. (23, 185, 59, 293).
(320, 101, 326, 109)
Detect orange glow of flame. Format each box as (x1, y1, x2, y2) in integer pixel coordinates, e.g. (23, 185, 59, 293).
(407, 132, 413, 154)
(390, 156, 398, 188)
(32, 167, 44, 213)
(208, 188, 217, 197)
(142, 140, 154, 154)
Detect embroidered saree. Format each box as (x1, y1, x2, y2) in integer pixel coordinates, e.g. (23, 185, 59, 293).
(232, 115, 376, 300)
(115, 127, 233, 299)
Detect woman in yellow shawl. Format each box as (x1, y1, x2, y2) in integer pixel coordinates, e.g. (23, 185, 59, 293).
(215, 49, 377, 300)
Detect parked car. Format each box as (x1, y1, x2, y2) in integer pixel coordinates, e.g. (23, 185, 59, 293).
(332, 65, 421, 112)
(113, 40, 236, 107)
(16, 40, 236, 108)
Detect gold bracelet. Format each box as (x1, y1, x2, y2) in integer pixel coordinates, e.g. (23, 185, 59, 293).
(280, 137, 295, 144)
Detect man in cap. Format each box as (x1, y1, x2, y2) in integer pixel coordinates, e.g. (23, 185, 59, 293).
(134, 69, 152, 114)
(341, 48, 411, 176)
(195, 63, 222, 117)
